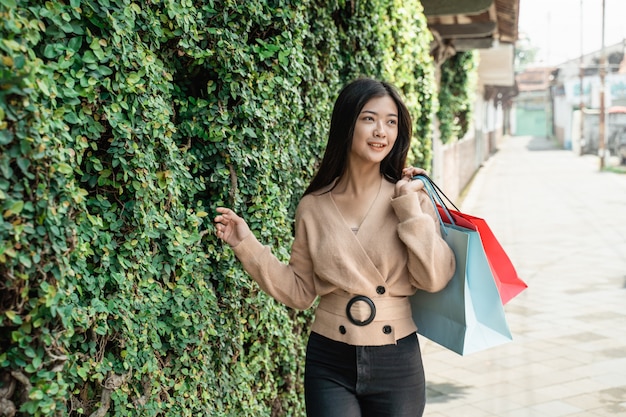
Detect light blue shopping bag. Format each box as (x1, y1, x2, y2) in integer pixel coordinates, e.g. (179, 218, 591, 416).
(410, 176, 512, 355)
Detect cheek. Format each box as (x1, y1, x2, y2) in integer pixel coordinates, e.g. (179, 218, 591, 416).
(354, 124, 370, 138)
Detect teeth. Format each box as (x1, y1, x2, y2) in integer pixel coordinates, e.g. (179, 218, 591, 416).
(370, 143, 384, 148)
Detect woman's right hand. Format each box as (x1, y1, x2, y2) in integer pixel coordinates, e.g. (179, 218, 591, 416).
(214, 207, 251, 247)
(394, 166, 428, 197)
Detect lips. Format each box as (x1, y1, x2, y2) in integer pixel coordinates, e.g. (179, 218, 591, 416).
(368, 142, 386, 149)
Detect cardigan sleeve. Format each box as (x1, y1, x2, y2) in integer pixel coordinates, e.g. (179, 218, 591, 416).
(230, 205, 317, 310)
(391, 190, 456, 292)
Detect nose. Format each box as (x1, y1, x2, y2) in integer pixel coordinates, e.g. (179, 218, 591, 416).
(374, 121, 387, 138)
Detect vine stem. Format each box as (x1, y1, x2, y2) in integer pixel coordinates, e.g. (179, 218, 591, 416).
(89, 373, 126, 417)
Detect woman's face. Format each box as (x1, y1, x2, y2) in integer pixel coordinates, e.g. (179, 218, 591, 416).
(349, 95, 399, 167)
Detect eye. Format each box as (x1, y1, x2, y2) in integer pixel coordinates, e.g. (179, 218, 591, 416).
(387, 119, 398, 126)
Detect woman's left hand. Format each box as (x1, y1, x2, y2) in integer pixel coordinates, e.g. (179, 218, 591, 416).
(395, 167, 428, 197)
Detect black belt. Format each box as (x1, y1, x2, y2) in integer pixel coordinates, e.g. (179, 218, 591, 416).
(346, 295, 376, 326)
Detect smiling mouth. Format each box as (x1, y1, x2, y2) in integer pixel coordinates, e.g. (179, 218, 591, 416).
(369, 142, 386, 149)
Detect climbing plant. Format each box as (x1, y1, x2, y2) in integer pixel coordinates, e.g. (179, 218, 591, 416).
(0, 0, 436, 415)
(437, 50, 478, 144)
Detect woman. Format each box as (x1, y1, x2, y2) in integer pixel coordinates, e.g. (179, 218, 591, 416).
(214, 78, 455, 417)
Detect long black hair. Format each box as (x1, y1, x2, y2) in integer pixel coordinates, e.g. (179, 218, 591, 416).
(303, 78, 412, 195)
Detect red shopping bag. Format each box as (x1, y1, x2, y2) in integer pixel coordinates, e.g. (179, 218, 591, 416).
(418, 175, 527, 305)
(437, 206, 527, 304)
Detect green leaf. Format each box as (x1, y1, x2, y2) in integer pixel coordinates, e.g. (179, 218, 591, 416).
(5, 310, 22, 324)
(56, 163, 73, 174)
(6, 200, 24, 216)
(0, 0, 17, 8)
(68, 36, 83, 52)
(64, 111, 79, 124)
(29, 389, 44, 400)
(36, 78, 50, 96)
(126, 72, 141, 85)
(43, 44, 61, 59)
(82, 50, 96, 63)
(31, 355, 42, 369)
(18, 254, 32, 268)
(0, 130, 12, 145)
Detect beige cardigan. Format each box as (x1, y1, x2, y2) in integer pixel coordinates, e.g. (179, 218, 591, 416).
(231, 179, 455, 346)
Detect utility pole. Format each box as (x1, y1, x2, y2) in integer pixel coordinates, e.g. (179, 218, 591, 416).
(598, 0, 607, 170)
(579, 0, 584, 155)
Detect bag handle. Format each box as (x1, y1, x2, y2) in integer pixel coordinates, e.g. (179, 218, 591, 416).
(412, 174, 460, 212)
(413, 175, 451, 222)
(412, 175, 451, 234)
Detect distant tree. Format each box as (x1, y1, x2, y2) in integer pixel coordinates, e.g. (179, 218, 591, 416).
(587, 51, 624, 75)
(607, 51, 624, 73)
(515, 33, 539, 71)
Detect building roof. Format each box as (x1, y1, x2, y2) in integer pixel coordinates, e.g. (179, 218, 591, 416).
(516, 67, 557, 92)
(423, 0, 519, 52)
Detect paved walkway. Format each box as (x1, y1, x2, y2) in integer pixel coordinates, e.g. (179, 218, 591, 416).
(421, 135, 626, 417)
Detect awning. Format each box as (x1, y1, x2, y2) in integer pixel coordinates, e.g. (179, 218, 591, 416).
(424, 0, 519, 60)
(478, 43, 515, 86)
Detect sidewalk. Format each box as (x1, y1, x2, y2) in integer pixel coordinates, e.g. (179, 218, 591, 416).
(421, 135, 626, 417)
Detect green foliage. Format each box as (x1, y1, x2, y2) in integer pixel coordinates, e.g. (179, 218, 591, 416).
(378, 0, 436, 167)
(0, 1, 436, 416)
(437, 50, 478, 144)
(514, 37, 539, 72)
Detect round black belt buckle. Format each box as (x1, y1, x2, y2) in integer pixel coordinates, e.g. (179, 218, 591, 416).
(346, 295, 376, 326)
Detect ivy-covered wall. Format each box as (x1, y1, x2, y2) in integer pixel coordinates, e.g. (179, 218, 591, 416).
(1, 1, 437, 416)
(437, 50, 478, 144)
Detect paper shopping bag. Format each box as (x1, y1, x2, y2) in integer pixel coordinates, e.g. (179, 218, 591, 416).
(454, 212, 526, 304)
(435, 206, 527, 304)
(410, 175, 513, 355)
(423, 176, 527, 305)
(410, 222, 513, 355)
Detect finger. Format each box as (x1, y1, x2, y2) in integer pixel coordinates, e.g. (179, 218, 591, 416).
(215, 207, 233, 221)
(216, 207, 233, 217)
(403, 168, 418, 179)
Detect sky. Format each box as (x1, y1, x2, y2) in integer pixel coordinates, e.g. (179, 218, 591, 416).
(518, 0, 626, 65)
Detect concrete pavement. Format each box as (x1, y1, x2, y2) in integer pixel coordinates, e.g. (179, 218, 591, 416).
(421, 135, 626, 417)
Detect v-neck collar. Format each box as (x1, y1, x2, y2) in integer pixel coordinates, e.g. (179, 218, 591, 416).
(328, 177, 383, 236)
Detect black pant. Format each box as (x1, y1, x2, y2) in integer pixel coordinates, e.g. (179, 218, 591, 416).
(304, 332, 425, 417)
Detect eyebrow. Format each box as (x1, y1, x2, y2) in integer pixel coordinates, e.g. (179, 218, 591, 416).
(361, 109, 398, 117)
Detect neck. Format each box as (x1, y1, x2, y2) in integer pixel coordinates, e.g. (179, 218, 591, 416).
(335, 164, 382, 196)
